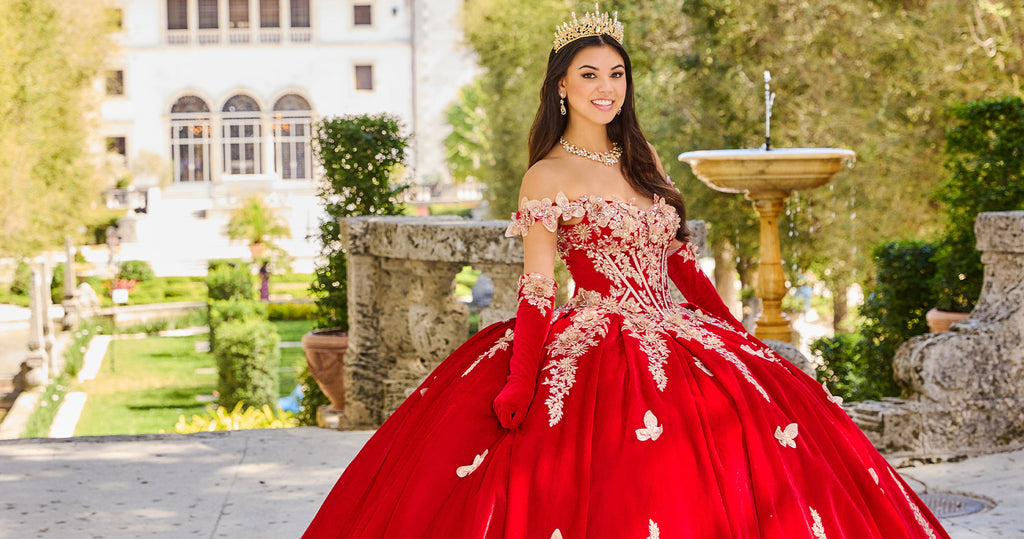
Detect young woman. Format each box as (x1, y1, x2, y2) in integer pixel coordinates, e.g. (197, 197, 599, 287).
(303, 7, 949, 538)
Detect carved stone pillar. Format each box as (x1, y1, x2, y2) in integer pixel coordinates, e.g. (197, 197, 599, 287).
(62, 236, 79, 330)
(20, 267, 49, 389)
(39, 262, 58, 373)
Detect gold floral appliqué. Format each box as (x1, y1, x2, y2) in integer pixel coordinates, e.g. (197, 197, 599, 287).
(809, 507, 827, 539)
(887, 468, 939, 539)
(462, 328, 514, 377)
(647, 519, 661, 539)
(635, 410, 663, 441)
(542, 309, 610, 426)
(456, 449, 488, 478)
(775, 423, 799, 448)
(519, 273, 557, 316)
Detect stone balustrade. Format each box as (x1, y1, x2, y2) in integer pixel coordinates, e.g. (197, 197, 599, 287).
(846, 211, 1024, 461)
(337, 216, 706, 428)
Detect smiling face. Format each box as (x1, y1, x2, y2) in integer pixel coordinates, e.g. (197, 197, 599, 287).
(558, 44, 627, 127)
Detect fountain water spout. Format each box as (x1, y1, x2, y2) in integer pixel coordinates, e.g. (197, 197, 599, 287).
(764, 71, 775, 151)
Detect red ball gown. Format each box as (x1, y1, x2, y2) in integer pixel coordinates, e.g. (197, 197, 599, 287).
(303, 194, 948, 539)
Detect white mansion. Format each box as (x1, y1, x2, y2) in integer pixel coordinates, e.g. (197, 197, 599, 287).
(100, 0, 477, 274)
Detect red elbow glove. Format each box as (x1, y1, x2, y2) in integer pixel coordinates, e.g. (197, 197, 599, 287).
(666, 244, 746, 334)
(493, 273, 557, 429)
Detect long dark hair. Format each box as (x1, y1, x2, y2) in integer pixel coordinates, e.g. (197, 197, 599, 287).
(527, 34, 690, 242)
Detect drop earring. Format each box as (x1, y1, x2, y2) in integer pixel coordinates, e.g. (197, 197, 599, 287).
(616, 108, 622, 116)
(560, 94, 567, 116)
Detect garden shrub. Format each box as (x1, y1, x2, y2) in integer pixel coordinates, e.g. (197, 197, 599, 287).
(50, 262, 65, 304)
(175, 401, 297, 433)
(206, 263, 254, 302)
(118, 260, 155, 282)
(213, 318, 280, 409)
(10, 260, 31, 296)
(296, 363, 331, 426)
(209, 299, 267, 350)
(931, 97, 1024, 312)
(267, 301, 317, 321)
(814, 240, 937, 402)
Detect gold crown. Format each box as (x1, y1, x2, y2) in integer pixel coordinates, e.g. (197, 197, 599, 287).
(552, 4, 624, 52)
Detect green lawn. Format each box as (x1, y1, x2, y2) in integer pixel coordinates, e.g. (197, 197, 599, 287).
(74, 319, 314, 436)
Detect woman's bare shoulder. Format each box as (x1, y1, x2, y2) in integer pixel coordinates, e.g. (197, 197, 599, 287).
(519, 156, 573, 202)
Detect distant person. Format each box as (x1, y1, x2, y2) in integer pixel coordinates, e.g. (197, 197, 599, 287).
(259, 261, 270, 301)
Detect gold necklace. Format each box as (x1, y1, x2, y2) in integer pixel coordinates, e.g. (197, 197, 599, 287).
(559, 137, 622, 166)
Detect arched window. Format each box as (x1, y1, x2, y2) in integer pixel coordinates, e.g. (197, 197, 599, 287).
(170, 96, 211, 183)
(221, 95, 262, 174)
(272, 94, 313, 180)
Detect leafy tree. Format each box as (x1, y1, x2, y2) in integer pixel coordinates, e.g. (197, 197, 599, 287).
(458, 0, 1024, 328)
(931, 97, 1024, 312)
(461, 0, 569, 216)
(445, 79, 494, 184)
(226, 196, 291, 249)
(0, 0, 114, 256)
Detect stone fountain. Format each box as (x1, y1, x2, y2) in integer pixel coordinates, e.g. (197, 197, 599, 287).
(678, 71, 855, 343)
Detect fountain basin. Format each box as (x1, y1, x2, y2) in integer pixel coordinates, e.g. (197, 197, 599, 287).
(677, 147, 856, 343)
(678, 148, 856, 196)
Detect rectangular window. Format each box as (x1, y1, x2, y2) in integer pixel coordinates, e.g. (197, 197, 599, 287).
(167, 0, 187, 30)
(106, 70, 124, 96)
(260, 0, 280, 27)
(106, 137, 127, 157)
(171, 121, 212, 182)
(229, 0, 250, 28)
(198, 0, 218, 28)
(353, 5, 371, 26)
(290, 0, 310, 28)
(222, 119, 263, 174)
(274, 115, 312, 180)
(355, 65, 373, 91)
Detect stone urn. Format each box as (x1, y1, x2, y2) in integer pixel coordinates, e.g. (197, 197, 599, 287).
(924, 307, 970, 333)
(301, 329, 349, 411)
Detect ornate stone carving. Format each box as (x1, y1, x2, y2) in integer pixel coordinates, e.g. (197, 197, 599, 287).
(846, 211, 1024, 461)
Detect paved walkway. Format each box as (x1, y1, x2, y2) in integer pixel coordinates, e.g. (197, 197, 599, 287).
(0, 428, 1020, 538)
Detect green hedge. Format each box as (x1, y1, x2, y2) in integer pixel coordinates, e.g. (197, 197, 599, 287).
(213, 318, 280, 409)
(206, 263, 254, 302)
(209, 299, 267, 350)
(117, 260, 155, 282)
(267, 302, 317, 321)
(815, 240, 937, 402)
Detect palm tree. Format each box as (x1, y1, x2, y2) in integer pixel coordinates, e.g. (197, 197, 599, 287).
(226, 196, 290, 259)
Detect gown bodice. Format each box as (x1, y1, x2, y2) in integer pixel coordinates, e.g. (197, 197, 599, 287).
(506, 193, 692, 316)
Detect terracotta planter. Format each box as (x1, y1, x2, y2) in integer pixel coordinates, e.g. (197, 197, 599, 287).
(301, 329, 349, 411)
(925, 308, 970, 333)
(249, 242, 269, 260)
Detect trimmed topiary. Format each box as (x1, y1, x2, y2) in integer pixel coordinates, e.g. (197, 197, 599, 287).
(213, 318, 280, 409)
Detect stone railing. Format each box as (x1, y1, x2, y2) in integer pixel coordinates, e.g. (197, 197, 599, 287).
(337, 216, 706, 428)
(846, 211, 1024, 461)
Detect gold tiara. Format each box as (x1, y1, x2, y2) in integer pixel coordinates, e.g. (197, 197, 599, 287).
(552, 4, 624, 52)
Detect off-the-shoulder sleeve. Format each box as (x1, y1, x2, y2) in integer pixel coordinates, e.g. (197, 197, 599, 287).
(504, 192, 587, 237)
